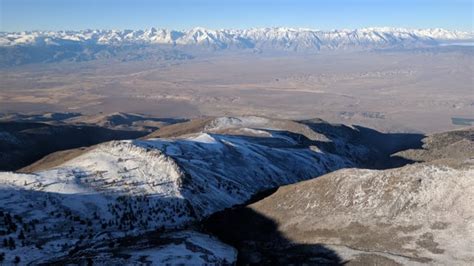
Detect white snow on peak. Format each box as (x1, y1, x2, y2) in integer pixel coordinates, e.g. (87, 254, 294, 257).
(1, 27, 472, 50)
(186, 133, 218, 144)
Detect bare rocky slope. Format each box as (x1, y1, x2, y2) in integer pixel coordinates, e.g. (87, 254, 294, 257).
(205, 128, 474, 265)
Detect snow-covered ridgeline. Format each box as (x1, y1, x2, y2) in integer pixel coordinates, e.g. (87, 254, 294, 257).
(0, 117, 368, 263)
(0, 130, 354, 227)
(1, 27, 472, 49)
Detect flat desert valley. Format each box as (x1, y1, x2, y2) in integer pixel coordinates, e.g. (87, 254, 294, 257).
(1, 47, 472, 133)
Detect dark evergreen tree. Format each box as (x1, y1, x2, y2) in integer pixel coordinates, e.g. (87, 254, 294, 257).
(8, 237, 15, 249)
(18, 230, 25, 240)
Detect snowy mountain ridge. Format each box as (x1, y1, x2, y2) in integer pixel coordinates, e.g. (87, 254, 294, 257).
(0, 116, 371, 264)
(1, 117, 467, 264)
(1, 27, 472, 49)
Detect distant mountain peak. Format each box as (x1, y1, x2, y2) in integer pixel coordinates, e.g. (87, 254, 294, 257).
(1, 27, 472, 49)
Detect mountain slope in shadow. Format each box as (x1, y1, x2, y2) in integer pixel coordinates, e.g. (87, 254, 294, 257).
(204, 128, 474, 265)
(204, 207, 344, 265)
(0, 121, 147, 171)
(0, 112, 186, 171)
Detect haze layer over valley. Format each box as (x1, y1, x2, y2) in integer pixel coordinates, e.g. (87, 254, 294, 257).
(1, 27, 473, 133)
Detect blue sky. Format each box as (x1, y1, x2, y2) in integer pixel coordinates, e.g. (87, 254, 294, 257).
(1, 0, 473, 32)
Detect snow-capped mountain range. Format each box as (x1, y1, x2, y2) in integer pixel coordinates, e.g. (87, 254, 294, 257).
(1, 27, 472, 49)
(1, 27, 472, 66)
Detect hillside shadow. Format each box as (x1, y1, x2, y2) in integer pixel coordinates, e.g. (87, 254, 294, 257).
(167, 121, 426, 171)
(0, 121, 148, 171)
(0, 112, 82, 123)
(133, 123, 427, 203)
(300, 120, 425, 169)
(1, 183, 343, 265)
(203, 206, 345, 265)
